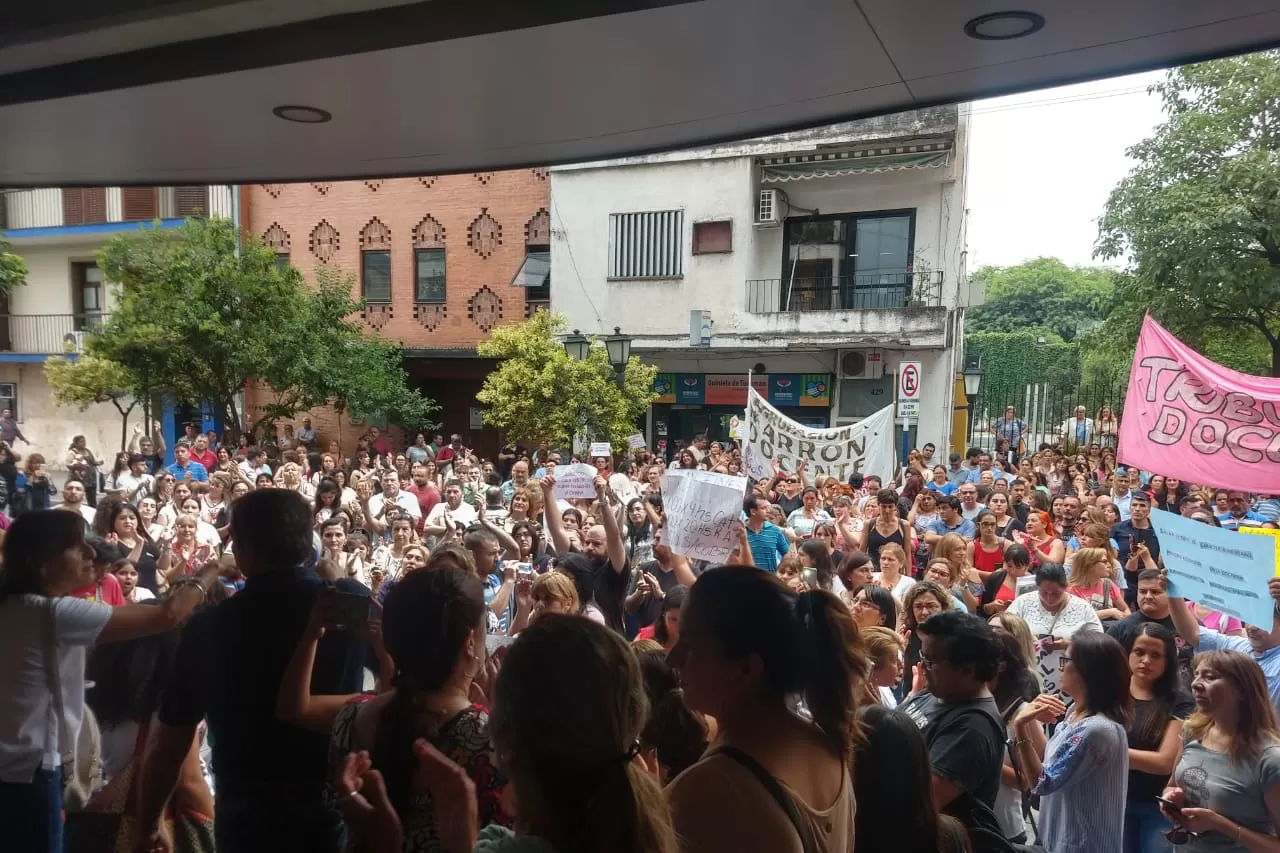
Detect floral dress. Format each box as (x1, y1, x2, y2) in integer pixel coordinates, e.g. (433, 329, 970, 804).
(330, 699, 509, 853)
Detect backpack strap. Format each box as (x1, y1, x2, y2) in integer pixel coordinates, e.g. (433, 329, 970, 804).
(713, 746, 816, 853)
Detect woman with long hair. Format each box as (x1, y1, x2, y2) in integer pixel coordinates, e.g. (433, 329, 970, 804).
(937, 531, 983, 610)
(313, 477, 343, 528)
(64, 434, 101, 506)
(860, 626, 906, 708)
(835, 550, 874, 603)
(968, 510, 1010, 578)
(852, 705, 971, 853)
(787, 487, 833, 540)
(279, 568, 505, 851)
(1161, 650, 1280, 850)
(667, 566, 863, 853)
(896, 580, 953, 697)
(107, 501, 165, 594)
(798, 538, 836, 593)
(986, 491, 1023, 539)
(623, 497, 657, 570)
(1096, 406, 1121, 450)
(161, 513, 215, 583)
(1153, 476, 1189, 515)
(1012, 631, 1132, 853)
(1067, 545, 1130, 623)
(1122, 623, 1193, 853)
(979, 543, 1035, 619)
(16, 452, 58, 512)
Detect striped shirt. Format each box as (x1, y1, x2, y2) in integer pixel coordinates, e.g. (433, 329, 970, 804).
(1035, 713, 1128, 853)
(746, 521, 790, 573)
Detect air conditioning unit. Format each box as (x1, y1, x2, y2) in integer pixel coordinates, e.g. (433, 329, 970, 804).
(62, 331, 86, 354)
(755, 189, 781, 227)
(838, 349, 884, 380)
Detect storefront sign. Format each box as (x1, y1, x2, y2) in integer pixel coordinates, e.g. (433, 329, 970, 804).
(1151, 509, 1277, 627)
(744, 389, 893, 481)
(651, 373, 831, 408)
(1120, 315, 1280, 492)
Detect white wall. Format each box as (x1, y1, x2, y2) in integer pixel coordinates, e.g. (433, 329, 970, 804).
(0, 363, 143, 471)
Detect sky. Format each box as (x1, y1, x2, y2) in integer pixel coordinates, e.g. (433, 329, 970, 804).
(965, 70, 1169, 271)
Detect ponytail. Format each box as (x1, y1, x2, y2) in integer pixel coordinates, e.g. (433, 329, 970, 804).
(796, 589, 867, 762)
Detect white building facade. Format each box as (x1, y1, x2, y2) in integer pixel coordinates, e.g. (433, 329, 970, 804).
(0, 186, 235, 466)
(550, 105, 979, 460)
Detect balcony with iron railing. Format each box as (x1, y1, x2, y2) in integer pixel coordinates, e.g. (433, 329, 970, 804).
(0, 314, 108, 354)
(745, 270, 945, 313)
(1, 186, 234, 232)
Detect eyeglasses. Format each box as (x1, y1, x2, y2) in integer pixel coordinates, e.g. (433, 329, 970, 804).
(918, 655, 941, 670)
(1166, 827, 1200, 845)
(783, 478, 798, 484)
(1058, 655, 1072, 671)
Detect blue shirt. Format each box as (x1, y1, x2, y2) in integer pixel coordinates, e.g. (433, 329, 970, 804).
(166, 460, 209, 482)
(928, 517, 976, 539)
(926, 481, 958, 496)
(746, 521, 790, 573)
(1218, 510, 1266, 531)
(1196, 628, 1280, 711)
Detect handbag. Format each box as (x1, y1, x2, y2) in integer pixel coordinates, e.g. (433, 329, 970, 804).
(41, 598, 103, 810)
(65, 720, 216, 853)
(714, 746, 816, 853)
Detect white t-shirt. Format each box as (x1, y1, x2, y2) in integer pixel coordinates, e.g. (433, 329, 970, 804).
(368, 490, 423, 521)
(873, 572, 916, 602)
(424, 500, 478, 531)
(0, 595, 112, 782)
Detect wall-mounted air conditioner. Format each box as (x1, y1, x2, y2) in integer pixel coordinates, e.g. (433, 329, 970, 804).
(838, 349, 884, 380)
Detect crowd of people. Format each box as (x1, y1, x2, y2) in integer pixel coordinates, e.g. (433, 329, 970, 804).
(0, 410, 1278, 853)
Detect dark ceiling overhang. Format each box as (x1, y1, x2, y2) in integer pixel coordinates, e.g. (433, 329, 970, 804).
(1, 0, 1279, 186)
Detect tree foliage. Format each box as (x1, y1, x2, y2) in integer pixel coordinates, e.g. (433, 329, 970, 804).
(476, 310, 657, 449)
(90, 217, 437, 437)
(45, 354, 138, 450)
(966, 258, 1114, 342)
(1096, 52, 1280, 375)
(0, 235, 28, 296)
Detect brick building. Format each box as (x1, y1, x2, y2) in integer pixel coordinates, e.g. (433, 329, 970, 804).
(243, 171, 551, 460)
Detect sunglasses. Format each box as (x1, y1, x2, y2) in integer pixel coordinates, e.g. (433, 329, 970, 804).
(1165, 827, 1200, 845)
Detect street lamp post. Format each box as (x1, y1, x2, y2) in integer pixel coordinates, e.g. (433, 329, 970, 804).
(962, 355, 984, 445)
(561, 329, 590, 362)
(603, 326, 632, 387)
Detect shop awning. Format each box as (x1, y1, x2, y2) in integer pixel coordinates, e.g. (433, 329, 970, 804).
(760, 146, 950, 183)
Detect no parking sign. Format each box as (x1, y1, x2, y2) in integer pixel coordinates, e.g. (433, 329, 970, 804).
(897, 361, 921, 421)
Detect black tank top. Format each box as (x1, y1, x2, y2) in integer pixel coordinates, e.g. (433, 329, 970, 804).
(867, 522, 905, 567)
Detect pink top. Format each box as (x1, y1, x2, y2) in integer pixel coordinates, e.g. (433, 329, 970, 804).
(1186, 601, 1243, 634)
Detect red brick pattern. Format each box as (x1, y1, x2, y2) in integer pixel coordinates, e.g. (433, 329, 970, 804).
(243, 171, 549, 455)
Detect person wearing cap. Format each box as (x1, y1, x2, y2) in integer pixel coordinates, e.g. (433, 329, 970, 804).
(1111, 490, 1160, 608)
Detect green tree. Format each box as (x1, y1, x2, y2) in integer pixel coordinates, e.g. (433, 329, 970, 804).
(44, 354, 138, 451)
(966, 258, 1114, 342)
(90, 217, 436, 437)
(476, 310, 657, 449)
(1096, 52, 1280, 375)
(0, 234, 28, 296)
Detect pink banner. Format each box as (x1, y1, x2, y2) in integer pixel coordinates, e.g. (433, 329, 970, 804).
(1119, 315, 1280, 493)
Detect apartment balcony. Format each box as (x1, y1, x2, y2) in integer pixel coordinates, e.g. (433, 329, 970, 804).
(736, 271, 949, 348)
(0, 314, 108, 355)
(1, 186, 233, 232)
(746, 271, 944, 313)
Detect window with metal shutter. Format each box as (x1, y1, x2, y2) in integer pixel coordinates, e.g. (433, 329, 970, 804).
(121, 187, 158, 221)
(173, 186, 207, 218)
(607, 210, 684, 279)
(62, 188, 108, 225)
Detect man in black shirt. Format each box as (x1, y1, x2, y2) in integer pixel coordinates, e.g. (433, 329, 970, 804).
(900, 610, 1014, 853)
(1106, 568, 1194, 688)
(135, 489, 370, 853)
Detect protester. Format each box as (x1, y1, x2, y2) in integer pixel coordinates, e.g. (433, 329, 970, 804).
(1107, 568, 1195, 689)
(743, 493, 791, 573)
(0, 510, 219, 853)
(1010, 630, 1131, 853)
(1007, 563, 1103, 695)
(1162, 649, 1280, 850)
(1121, 623, 1194, 853)
(986, 616, 1042, 845)
(899, 609, 1014, 853)
(635, 647, 710, 785)
(667, 566, 862, 853)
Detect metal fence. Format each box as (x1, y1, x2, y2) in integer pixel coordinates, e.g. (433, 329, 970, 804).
(967, 378, 1129, 452)
(745, 270, 944, 313)
(0, 313, 108, 354)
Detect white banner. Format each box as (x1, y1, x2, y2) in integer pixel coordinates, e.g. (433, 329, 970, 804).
(661, 469, 749, 562)
(744, 389, 895, 481)
(588, 442, 613, 458)
(553, 463, 598, 500)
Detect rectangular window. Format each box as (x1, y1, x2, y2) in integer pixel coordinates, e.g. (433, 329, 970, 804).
(414, 248, 446, 303)
(0, 383, 17, 421)
(362, 250, 392, 303)
(692, 220, 732, 254)
(783, 210, 914, 310)
(608, 210, 683, 279)
(274, 253, 291, 270)
(71, 262, 104, 330)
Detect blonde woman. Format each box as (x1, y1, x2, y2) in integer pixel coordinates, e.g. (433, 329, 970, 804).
(860, 625, 906, 707)
(275, 462, 314, 500)
(1095, 405, 1120, 450)
(1067, 546, 1129, 622)
(935, 531, 983, 609)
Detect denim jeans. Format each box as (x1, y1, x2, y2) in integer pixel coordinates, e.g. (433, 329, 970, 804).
(1124, 801, 1173, 853)
(0, 767, 63, 853)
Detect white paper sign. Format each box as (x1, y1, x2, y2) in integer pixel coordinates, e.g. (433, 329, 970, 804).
(730, 415, 747, 440)
(661, 469, 749, 562)
(588, 441, 613, 458)
(744, 388, 895, 481)
(628, 433, 647, 450)
(553, 463, 598, 500)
